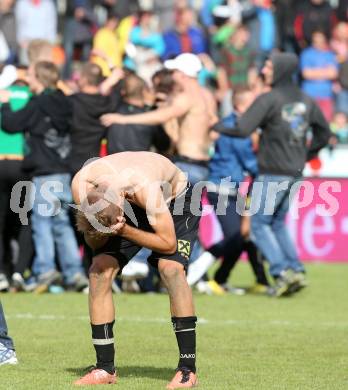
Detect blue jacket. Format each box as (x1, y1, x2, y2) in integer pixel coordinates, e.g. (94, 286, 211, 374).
(162, 28, 207, 60)
(130, 26, 166, 57)
(209, 113, 258, 186)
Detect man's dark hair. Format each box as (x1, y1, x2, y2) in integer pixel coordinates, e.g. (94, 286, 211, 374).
(152, 69, 175, 95)
(80, 63, 104, 87)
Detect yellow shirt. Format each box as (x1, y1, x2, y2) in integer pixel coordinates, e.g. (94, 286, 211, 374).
(91, 27, 122, 76)
(117, 16, 136, 55)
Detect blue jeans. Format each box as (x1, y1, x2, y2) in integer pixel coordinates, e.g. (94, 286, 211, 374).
(0, 302, 14, 350)
(251, 175, 305, 277)
(31, 173, 84, 284)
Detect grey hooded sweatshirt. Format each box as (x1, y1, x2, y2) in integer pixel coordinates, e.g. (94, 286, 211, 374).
(217, 53, 331, 177)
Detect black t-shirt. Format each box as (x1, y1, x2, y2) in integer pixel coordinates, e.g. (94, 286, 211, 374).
(106, 103, 170, 154)
(69, 91, 120, 174)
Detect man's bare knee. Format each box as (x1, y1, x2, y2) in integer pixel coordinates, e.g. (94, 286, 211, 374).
(89, 254, 120, 295)
(159, 261, 185, 283)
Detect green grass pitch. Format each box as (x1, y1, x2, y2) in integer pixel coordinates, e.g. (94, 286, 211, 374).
(0, 263, 348, 390)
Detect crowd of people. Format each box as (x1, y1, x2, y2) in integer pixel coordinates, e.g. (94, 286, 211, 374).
(0, 0, 341, 298)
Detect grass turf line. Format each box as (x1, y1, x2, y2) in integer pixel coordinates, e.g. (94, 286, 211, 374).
(0, 263, 347, 390)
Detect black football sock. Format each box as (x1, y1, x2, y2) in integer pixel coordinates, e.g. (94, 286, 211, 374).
(172, 316, 197, 373)
(91, 321, 115, 374)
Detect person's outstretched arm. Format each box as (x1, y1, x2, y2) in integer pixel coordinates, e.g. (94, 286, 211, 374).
(215, 94, 272, 137)
(100, 93, 191, 127)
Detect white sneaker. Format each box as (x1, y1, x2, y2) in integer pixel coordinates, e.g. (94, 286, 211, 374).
(121, 260, 149, 281)
(11, 273, 26, 291)
(0, 344, 18, 366)
(195, 281, 213, 295)
(187, 252, 215, 286)
(0, 273, 9, 292)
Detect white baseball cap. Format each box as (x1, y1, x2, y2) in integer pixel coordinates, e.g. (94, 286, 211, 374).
(212, 5, 233, 18)
(164, 53, 203, 78)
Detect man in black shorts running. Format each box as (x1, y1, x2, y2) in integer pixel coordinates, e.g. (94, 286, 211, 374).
(71, 152, 200, 389)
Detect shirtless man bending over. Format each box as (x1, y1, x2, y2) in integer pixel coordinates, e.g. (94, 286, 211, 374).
(72, 152, 200, 389)
(101, 53, 218, 185)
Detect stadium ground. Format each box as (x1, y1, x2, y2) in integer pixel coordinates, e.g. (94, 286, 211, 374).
(0, 263, 347, 390)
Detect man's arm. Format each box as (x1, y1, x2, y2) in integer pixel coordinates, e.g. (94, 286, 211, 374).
(119, 186, 177, 255)
(302, 66, 338, 80)
(1, 100, 34, 133)
(101, 94, 191, 127)
(120, 211, 177, 255)
(307, 102, 332, 161)
(215, 94, 271, 137)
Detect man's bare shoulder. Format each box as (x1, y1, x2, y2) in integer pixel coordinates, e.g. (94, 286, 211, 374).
(172, 91, 192, 108)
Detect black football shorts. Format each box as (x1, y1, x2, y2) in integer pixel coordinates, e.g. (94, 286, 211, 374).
(94, 184, 201, 271)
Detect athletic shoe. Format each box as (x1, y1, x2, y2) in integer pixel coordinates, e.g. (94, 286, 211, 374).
(0, 344, 18, 366)
(207, 280, 226, 296)
(166, 368, 198, 389)
(74, 368, 117, 386)
(186, 251, 215, 286)
(221, 284, 246, 296)
(288, 272, 308, 294)
(38, 270, 62, 286)
(28, 271, 62, 294)
(24, 277, 38, 292)
(248, 283, 274, 296)
(66, 273, 89, 292)
(195, 280, 225, 295)
(273, 271, 294, 297)
(11, 273, 26, 292)
(0, 273, 9, 292)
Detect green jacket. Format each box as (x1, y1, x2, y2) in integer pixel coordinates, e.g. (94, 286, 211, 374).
(0, 85, 32, 156)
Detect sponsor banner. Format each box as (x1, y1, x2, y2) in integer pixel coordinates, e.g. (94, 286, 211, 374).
(199, 178, 348, 262)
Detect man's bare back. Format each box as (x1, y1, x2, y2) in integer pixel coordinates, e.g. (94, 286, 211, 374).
(72, 152, 188, 208)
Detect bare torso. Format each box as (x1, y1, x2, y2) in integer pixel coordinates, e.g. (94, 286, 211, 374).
(72, 152, 188, 207)
(175, 84, 217, 161)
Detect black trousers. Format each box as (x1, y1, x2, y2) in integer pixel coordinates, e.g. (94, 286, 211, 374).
(0, 160, 33, 275)
(206, 192, 269, 286)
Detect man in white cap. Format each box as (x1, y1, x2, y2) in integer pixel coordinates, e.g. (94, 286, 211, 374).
(101, 53, 218, 186)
